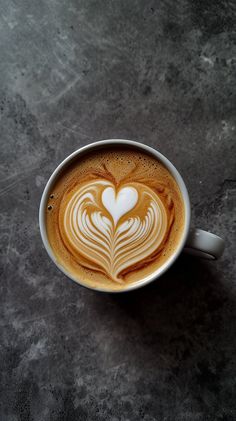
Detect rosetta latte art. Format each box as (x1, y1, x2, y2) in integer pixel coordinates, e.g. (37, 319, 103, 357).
(59, 179, 168, 282)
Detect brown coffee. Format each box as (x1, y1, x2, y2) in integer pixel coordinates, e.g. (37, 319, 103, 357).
(46, 147, 185, 290)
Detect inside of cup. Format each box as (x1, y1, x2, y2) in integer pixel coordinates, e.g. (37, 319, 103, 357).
(39, 140, 191, 293)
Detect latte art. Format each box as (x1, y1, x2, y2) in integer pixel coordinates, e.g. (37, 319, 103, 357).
(46, 147, 185, 290)
(102, 185, 138, 226)
(60, 180, 168, 282)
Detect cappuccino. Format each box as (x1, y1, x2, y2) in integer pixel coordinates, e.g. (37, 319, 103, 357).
(46, 147, 185, 290)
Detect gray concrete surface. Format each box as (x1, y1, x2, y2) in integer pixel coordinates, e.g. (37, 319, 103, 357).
(0, 0, 236, 420)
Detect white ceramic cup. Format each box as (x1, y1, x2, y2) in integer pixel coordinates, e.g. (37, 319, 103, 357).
(39, 139, 225, 292)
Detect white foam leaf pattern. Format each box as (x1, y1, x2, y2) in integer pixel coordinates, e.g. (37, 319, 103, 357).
(62, 180, 168, 282)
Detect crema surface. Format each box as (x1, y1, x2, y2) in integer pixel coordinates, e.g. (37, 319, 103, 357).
(46, 148, 185, 290)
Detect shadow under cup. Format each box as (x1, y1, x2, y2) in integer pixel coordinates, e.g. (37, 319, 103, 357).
(39, 139, 191, 293)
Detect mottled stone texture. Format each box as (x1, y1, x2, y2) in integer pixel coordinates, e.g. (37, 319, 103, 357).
(0, 0, 236, 420)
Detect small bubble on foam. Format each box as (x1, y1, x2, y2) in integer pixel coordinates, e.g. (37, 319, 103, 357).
(48, 205, 52, 210)
(50, 194, 54, 199)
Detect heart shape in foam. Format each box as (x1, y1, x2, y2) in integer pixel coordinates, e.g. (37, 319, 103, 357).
(102, 186, 138, 225)
(61, 180, 168, 282)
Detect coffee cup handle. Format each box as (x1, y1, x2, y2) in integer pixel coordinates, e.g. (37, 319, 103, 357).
(184, 228, 225, 260)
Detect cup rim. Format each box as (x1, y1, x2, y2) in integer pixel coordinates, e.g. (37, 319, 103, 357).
(39, 139, 191, 293)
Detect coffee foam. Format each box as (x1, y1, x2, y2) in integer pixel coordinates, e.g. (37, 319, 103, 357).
(46, 147, 185, 290)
